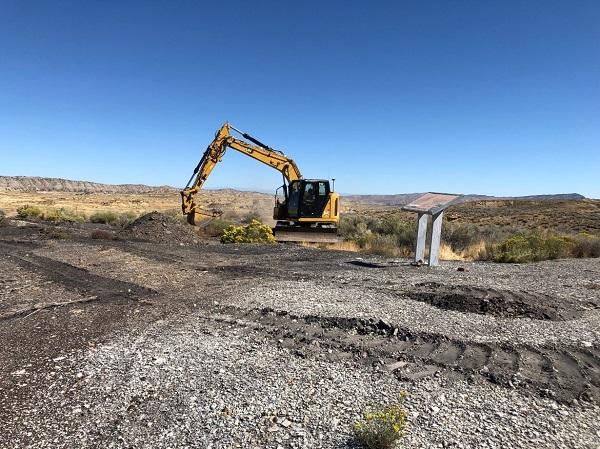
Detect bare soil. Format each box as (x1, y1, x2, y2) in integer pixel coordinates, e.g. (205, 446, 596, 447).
(119, 211, 200, 244)
(407, 282, 588, 321)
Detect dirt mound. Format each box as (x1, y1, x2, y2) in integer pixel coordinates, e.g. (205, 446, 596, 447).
(407, 282, 585, 321)
(120, 212, 199, 244)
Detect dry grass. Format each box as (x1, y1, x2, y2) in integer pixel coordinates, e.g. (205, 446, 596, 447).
(459, 240, 487, 260)
(301, 240, 362, 252)
(439, 243, 464, 261)
(0, 190, 276, 225)
(311, 242, 483, 262)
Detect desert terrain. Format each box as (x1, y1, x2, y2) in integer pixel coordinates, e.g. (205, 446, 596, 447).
(1, 178, 600, 448)
(2, 176, 599, 234)
(1, 206, 599, 448)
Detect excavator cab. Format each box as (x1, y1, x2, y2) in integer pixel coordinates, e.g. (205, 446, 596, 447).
(274, 179, 338, 232)
(280, 180, 330, 219)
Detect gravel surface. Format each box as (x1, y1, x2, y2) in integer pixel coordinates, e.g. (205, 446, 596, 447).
(229, 279, 600, 346)
(4, 316, 599, 449)
(1, 222, 600, 448)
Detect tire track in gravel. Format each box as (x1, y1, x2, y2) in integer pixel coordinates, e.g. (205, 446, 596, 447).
(0, 242, 156, 306)
(203, 305, 600, 404)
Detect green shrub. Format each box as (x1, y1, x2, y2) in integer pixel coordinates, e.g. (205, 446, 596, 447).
(17, 205, 43, 220)
(339, 215, 371, 245)
(544, 235, 573, 259)
(442, 223, 481, 249)
(363, 234, 404, 257)
(43, 208, 85, 223)
(340, 214, 414, 255)
(372, 217, 415, 248)
(89, 211, 138, 226)
(572, 233, 600, 258)
(116, 211, 139, 226)
(341, 213, 599, 263)
(17, 205, 85, 223)
(89, 211, 119, 224)
(354, 394, 407, 449)
(220, 219, 275, 243)
(489, 232, 573, 263)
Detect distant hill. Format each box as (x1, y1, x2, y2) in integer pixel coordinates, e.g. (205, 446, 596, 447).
(0, 176, 586, 204)
(0, 176, 178, 194)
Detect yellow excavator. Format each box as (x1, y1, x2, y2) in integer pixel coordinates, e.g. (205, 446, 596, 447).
(181, 123, 340, 242)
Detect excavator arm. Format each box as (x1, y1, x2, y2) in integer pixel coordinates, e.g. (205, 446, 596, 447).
(181, 123, 302, 223)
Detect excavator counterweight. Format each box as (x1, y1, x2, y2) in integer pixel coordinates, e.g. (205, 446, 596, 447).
(181, 123, 340, 243)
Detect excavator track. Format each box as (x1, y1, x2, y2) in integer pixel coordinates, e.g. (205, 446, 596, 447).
(273, 226, 341, 244)
(206, 305, 600, 403)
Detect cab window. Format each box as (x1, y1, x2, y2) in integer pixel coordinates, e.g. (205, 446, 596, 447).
(318, 182, 326, 196)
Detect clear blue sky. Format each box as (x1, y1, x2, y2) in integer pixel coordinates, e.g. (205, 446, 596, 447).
(1, 1, 599, 197)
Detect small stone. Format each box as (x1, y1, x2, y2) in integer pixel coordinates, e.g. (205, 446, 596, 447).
(280, 418, 292, 428)
(385, 361, 407, 372)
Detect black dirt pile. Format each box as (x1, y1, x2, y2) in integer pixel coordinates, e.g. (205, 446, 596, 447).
(119, 212, 199, 244)
(407, 282, 588, 321)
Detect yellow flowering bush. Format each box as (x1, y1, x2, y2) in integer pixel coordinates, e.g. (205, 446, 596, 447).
(220, 219, 275, 244)
(354, 393, 407, 449)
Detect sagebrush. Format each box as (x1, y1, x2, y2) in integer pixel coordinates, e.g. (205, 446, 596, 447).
(340, 213, 600, 263)
(354, 393, 408, 449)
(90, 210, 139, 226)
(220, 219, 275, 243)
(17, 205, 85, 223)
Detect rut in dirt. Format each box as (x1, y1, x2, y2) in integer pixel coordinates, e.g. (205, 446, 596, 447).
(208, 306, 600, 404)
(0, 242, 156, 313)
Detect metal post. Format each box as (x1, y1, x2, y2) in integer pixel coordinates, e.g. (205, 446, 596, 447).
(428, 211, 444, 266)
(415, 213, 428, 263)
